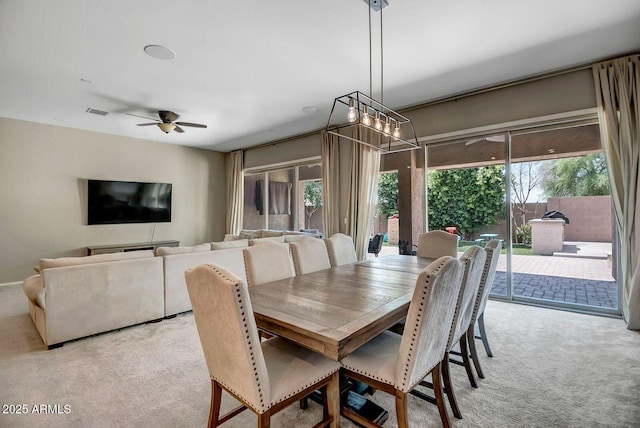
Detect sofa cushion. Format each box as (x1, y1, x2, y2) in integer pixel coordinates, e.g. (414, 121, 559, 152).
(39, 250, 155, 271)
(211, 239, 249, 250)
(239, 229, 261, 239)
(23, 274, 45, 308)
(284, 234, 312, 243)
(248, 236, 285, 245)
(155, 243, 211, 256)
(261, 229, 285, 238)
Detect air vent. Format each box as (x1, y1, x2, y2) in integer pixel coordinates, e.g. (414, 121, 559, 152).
(85, 108, 108, 116)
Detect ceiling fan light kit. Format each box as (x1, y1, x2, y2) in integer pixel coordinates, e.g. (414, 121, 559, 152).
(129, 110, 207, 135)
(325, 0, 418, 153)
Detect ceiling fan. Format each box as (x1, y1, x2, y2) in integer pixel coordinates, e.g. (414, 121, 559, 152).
(465, 135, 505, 146)
(127, 110, 207, 134)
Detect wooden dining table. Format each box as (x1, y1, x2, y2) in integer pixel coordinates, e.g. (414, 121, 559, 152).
(248, 255, 436, 361)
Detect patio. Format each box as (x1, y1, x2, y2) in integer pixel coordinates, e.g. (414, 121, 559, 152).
(369, 241, 618, 310)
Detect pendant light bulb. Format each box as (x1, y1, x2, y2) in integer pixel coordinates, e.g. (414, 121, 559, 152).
(393, 122, 401, 139)
(374, 111, 382, 130)
(347, 98, 357, 123)
(384, 116, 391, 134)
(362, 105, 371, 126)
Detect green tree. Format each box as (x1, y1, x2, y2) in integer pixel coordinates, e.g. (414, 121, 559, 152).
(303, 181, 323, 229)
(541, 153, 610, 197)
(428, 166, 505, 239)
(377, 172, 398, 219)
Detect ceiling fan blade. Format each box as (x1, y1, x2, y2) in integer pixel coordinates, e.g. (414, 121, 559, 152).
(136, 122, 159, 126)
(126, 113, 159, 122)
(159, 110, 179, 123)
(173, 125, 185, 133)
(175, 121, 207, 128)
(465, 138, 482, 146)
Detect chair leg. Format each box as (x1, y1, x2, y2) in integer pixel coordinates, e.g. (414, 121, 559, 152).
(209, 380, 222, 428)
(299, 397, 308, 410)
(326, 372, 340, 428)
(432, 362, 451, 428)
(257, 410, 271, 428)
(441, 354, 463, 419)
(460, 335, 478, 388)
(467, 325, 485, 379)
(395, 390, 408, 428)
(478, 313, 493, 357)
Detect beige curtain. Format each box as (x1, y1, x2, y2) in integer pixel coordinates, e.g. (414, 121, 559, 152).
(225, 150, 244, 235)
(346, 128, 381, 261)
(593, 55, 640, 330)
(321, 131, 341, 237)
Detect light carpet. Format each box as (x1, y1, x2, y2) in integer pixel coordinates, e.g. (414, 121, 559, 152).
(1, 284, 639, 428)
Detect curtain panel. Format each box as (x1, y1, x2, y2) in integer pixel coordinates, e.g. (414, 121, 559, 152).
(346, 128, 381, 261)
(225, 150, 244, 235)
(321, 131, 341, 237)
(593, 55, 640, 330)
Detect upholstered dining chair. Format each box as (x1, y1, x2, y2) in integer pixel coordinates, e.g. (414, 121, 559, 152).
(242, 240, 295, 287)
(324, 233, 358, 267)
(416, 230, 458, 259)
(185, 263, 341, 428)
(467, 239, 501, 378)
(290, 236, 331, 275)
(439, 246, 486, 419)
(340, 256, 464, 428)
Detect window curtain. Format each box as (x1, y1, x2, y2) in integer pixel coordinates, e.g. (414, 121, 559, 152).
(322, 130, 341, 237)
(593, 55, 640, 330)
(225, 150, 244, 235)
(346, 128, 381, 260)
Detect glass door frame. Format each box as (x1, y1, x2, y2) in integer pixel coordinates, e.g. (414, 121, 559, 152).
(422, 113, 622, 317)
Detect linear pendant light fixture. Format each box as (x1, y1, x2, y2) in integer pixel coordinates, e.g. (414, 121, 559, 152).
(325, 0, 419, 153)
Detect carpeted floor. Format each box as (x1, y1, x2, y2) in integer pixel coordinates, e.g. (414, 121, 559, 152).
(1, 283, 639, 428)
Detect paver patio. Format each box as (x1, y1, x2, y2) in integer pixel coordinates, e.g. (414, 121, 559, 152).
(370, 242, 618, 310)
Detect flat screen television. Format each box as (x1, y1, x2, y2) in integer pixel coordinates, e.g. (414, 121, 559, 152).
(88, 180, 172, 225)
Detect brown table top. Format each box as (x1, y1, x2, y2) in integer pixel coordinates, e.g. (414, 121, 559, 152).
(249, 256, 435, 361)
(358, 254, 436, 275)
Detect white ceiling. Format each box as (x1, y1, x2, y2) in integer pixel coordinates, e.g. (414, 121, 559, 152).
(2, 0, 640, 153)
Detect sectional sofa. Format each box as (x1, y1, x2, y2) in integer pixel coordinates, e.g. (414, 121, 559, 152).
(22, 230, 317, 349)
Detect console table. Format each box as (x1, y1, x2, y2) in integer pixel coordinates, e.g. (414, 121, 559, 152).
(87, 240, 180, 255)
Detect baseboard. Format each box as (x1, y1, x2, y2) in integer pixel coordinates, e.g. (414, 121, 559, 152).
(0, 281, 22, 288)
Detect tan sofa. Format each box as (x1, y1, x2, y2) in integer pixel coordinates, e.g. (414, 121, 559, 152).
(22, 251, 164, 349)
(22, 239, 302, 348)
(162, 247, 248, 316)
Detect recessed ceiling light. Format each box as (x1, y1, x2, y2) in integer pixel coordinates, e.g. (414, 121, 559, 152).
(302, 106, 318, 115)
(548, 148, 556, 154)
(144, 45, 175, 60)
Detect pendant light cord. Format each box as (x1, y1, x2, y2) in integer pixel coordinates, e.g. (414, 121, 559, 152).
(380, 2, 384, 105)
(367, 0, 384, 104)
(368, 0, 373, 100)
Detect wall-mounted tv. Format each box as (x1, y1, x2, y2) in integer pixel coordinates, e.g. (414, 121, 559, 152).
(88, 180, 172, 225)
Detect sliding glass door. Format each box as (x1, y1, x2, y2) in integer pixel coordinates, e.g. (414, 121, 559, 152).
(425, 123, 620, 316)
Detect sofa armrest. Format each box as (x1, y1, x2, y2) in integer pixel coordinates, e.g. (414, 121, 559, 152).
(23, 274, 45, 309)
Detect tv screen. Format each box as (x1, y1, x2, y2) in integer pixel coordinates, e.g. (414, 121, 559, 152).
(88, 180, 172, 225)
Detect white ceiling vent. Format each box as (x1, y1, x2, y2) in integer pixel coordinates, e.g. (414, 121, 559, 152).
(85, 108, 108, 116)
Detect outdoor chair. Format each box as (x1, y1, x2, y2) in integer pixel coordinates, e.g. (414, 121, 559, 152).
(417, 230, 458, 259)
(185, 263, 340, 428)
(368, 233, 385, 257)
(325, 233, 357, 266)
(468, 239, 501, 376)
(340, 256, 464, 428)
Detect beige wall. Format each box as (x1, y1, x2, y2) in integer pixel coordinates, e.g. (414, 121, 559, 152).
(548, 196, 612, 242)
(0, 117, 226, 283)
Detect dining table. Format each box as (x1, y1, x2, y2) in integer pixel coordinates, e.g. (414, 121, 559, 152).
(248, 254, 436, 361)
(248, 254, 438, 425)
